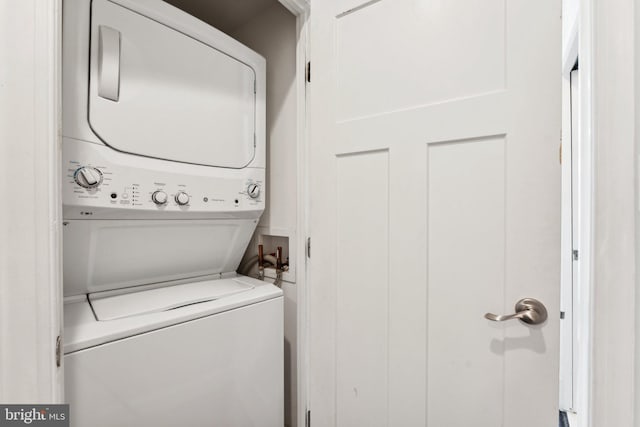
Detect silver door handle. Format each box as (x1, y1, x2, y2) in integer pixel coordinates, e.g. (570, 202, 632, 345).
(98, 25, 121, 101)
(484, 298, 548, 325)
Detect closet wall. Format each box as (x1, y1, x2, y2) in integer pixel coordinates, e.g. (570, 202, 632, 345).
(232, 6, 299, 427)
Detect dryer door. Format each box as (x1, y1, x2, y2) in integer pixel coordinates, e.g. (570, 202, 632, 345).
(88, 0, 256, 169)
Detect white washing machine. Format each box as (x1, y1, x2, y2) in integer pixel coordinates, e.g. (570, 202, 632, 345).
(61, 1, 282, 425)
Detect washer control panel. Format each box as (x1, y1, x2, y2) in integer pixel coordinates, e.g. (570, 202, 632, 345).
(63, 139, 264, 218)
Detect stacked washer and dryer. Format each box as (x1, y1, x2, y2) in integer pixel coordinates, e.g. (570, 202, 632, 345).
(62, 0, 283, 425)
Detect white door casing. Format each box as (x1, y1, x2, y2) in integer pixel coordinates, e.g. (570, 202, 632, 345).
(308, 0, 561, 426)
(0, 0, 63, 403)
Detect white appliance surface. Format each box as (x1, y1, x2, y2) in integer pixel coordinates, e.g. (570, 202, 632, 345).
(90, 276, 256, 320)
(65, 281, 283, 427)
(89, 0, 256, 168)
(62, 1, 279, 425)
(62, 138, 265, 296)
(63, 218, 258, 295)
(64, 0, 266, 169)
(62, 138, 264, 219)
(64, 275, 281, 353)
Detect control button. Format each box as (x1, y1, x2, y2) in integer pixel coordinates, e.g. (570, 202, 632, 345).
(73, 167, 103, 189)
(151, 190, 168, 205)
(175, 191, 190, 206)
(247, 183, 260, 199)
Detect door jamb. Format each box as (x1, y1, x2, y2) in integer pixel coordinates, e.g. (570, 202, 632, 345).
(276, 1, 311, 426)
(0, 0, 64, 403)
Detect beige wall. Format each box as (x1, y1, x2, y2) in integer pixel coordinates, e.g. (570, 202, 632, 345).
(590, 0, 637, 425)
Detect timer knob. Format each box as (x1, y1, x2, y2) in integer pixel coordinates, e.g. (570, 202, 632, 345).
(175, 191, 190, 206)
(247, 183, 260, 199)
(74, 166, 103, 189)
(151, 190, 168, 205)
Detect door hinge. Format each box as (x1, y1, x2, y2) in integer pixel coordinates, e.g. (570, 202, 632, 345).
(306, 61, 311, 83)
(55, 335, 61, 367)
(559, 142, 562, 164)
(573, 249, 579, 261)
(306, 237, 311, 258)
(305, 410, 311, 427)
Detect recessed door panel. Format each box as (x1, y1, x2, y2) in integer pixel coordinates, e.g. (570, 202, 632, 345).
(89, 0, 256, 168)
(336, 0, 505, 122)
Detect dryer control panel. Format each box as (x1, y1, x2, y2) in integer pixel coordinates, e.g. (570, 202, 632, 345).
(63, 138, 265, 219)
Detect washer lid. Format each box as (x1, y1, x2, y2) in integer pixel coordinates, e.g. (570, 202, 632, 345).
(89, 278, 255, 321)
(88, 0, 256, 169)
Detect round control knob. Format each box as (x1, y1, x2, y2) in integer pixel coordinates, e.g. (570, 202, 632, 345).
(175, 191, 190, 206)
(73, 166, 103, 189)
(151, 190, 168, 205)
(247, 183, 260, 199)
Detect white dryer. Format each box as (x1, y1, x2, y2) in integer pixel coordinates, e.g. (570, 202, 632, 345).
(61, 0, 282, 426)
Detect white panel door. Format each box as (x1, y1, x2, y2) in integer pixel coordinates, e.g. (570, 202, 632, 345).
(308, 1, 561, 426)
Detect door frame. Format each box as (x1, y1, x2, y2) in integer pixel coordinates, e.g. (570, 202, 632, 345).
(560, 8, 591, 423)
(0, 0, 64, 403)
(276, 2, 312, 427)
(560, 0, 638, 425)
(561, 39, 593, 427)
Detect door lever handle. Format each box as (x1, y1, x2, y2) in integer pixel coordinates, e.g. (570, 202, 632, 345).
(485, 298, 548, 325)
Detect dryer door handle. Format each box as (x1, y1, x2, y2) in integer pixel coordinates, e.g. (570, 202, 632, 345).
(97, 25, 121, 102)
